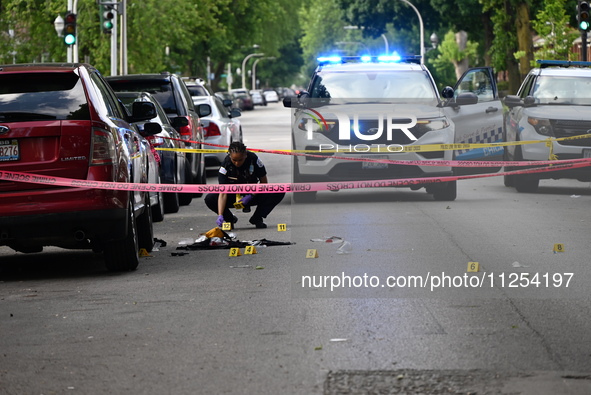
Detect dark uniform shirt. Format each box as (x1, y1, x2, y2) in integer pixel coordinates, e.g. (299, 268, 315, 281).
(218, 151, 267, 185)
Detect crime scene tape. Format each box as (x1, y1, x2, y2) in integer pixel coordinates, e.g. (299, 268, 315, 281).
(158, 133, 591, 166)
(1, 161, 590, 195)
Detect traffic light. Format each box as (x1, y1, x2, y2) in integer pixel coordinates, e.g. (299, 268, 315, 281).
(100, 4, 115, 34)
(578, 1, 591, 31)
(63, 12, 76, 45)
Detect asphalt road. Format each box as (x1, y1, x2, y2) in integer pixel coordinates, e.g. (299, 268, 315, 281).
(1, 102, 591, 394)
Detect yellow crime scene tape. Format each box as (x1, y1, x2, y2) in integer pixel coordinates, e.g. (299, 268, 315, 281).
(158, 133, 591, 157)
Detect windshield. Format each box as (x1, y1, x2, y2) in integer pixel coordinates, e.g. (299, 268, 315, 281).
(0, 73, 90, 121)
(532, 76, 591, 105)
(108, 80, 179, 114)
(309, 70, 438, 103)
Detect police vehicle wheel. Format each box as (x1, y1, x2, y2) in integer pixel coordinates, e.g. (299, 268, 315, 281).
(292, 156, 317, 203)
(432, 181, 457, 201)
(514, 175, 539, 193)
(293, 191, 317, 203)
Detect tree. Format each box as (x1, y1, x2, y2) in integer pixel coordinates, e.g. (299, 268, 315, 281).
(430, 30, 479, 86)
(528, 0, 578, 62)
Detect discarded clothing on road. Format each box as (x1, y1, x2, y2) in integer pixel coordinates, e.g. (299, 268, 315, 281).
(176, 227, 294, 250)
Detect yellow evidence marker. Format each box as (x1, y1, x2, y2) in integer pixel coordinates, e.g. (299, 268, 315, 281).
(222, 222, 232, 231)
(245, 245, 258, 255)
(553, 243, 565, 253)
(277, 224, 287, 232)
(467, 262, 480, 272)
(229, 248, 242, 257)
(306, 249, 319, 258)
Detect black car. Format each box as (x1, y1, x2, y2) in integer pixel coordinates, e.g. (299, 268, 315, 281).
(117, 91, 190, 213)
(106, 73, 207, 204)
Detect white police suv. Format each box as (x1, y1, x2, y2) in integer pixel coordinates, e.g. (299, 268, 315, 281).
(504, 60, 591, 192)
(284, 55, 503, 202)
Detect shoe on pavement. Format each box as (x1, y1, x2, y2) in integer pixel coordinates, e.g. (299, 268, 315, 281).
(249, 218, 267, 228)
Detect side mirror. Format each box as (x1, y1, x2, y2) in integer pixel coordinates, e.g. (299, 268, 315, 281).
(455, 92, 478, 106)
(142, 122, 162, 136)
(503, 95, 523, 108)
(283, 97, 293, 108)
(523, 96, 536, 107)
(196, 103, 212, 118)
(130, 101, 157, 122)
(171, 116, 189, 128)
(230, 108, 242, 118)
(441, 86, 454, 99)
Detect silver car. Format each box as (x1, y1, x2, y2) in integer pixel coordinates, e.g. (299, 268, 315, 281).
(284, 56, 503, 202)
(504, 60, 591, 192)
(193, 95, 243, 168)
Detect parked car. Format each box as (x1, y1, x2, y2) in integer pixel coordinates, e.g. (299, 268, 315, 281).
(193, 95, 243, 168)
(215, 91, 242, 111)
(503, 59, 591, 192)
(250, 89, 267, 106)
(0, 63, 159, 271)
(184, 78, 213, 97)
(263, 89, 279, 103)
(116, 91, 189, 214)
(230, 89, 254, 111)
(106, 73, 207, 203)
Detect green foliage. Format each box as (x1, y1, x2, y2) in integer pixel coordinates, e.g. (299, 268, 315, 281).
(428, 30, 479, 88)
(528, 0, 579, 63)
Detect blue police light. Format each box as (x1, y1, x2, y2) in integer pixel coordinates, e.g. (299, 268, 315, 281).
(377, 54, 402, 62)
(317, 56, 342, 63)
(360, 55, 372, 62)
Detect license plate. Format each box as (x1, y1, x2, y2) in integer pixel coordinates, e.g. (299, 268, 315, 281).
(0, 139, 19, 162)
(584, 149, 591, 159)
(361, 155, 388, 169)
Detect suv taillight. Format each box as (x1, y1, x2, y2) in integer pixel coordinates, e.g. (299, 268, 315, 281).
(177, 116, 193, 138)
(146, 135, 166, 147)
(205, 122, 221, 137)
(91, 127, 116, 166)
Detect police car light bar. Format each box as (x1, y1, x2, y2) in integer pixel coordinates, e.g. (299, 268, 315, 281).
(316, 55, 422, 65)
(537, 59, 591, 68)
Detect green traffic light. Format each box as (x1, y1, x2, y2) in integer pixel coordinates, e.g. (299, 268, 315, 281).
(103, 21, 113, 30)
(64, 34, 76, 45)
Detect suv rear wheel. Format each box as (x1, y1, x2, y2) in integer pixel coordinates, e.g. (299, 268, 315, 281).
(103, 199, 140, 272)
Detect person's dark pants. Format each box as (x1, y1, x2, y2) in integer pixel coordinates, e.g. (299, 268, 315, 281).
(205, 193, 285, 223)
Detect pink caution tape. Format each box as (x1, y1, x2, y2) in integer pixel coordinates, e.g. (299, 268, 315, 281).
(1, 161, 590, 194)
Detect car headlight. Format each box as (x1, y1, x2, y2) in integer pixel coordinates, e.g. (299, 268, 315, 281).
(411, 117, 450, 137)
(527, 117, 553, 136)
(297, 117, 336, 134)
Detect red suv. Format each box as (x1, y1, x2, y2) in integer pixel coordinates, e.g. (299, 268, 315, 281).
(0, 63, 159, 272)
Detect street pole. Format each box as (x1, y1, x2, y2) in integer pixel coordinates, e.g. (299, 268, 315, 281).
(241, 53, 264, 90)
(121, 0, 127, 75)
(381, 34, 389, 54)
(67, 0, 73, 62)
(110, 5, 118, 76)
(227, 63, 233, 92)
(583, 31, 588, 62)
(72, 0, 79, 62)
(400, 0, 424, 64)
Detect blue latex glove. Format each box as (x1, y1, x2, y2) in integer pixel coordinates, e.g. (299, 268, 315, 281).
(216, 215, 225, 227)
(240, 194, 253, 206)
